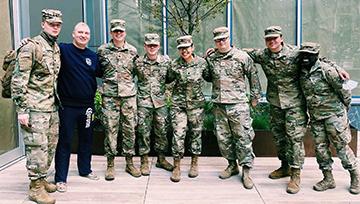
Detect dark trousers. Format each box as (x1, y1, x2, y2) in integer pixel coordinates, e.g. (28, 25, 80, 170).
(55, 105, 94, 183)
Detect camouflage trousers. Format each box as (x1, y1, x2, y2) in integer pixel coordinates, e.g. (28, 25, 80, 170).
(310, 112, 357, 171)
(214, 103, 255, 167)
(102, 95, 137, 157)
(170, 105, 204, 158)
(137, 106, 169, 155)
(270, 105, 307, 169)
(22, 111, 59, 180)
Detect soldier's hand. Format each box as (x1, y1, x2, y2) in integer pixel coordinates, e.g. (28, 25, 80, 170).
(338, 69, 350, 80)
(18, 113, 30, 127)
(204, 48, 215, 57)
(251, 99, 258, 108)
(19, 38, 30, 47)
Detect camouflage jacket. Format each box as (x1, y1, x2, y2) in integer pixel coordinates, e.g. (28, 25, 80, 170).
(97, 40, 137, 97)
(11, 34, 60, 113)
(300, 60, 351, 120)
(166, 55, 206, 109)
(133, 54, 170, 108)
(245, 44, 305, 109)
(204, 47, 261, 104)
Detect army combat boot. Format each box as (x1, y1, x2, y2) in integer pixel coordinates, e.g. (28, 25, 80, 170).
(269, 161, 291, 179)
(170, 158, 181, 182)
(313, 170, 336, 191)
(219, 160, 239, 179)
(105, 157, 115, 181)
(140, 155, 150, 176)
(188, 155, 199, 178)
(41, 178, 57, 193)
(286, 168, 301, 194)
(349, 168, 360, 194)
(242, 166, 254, 189)
(156, 154, 174, 171)
(125, 156, 141, 177)
(29, 179, 56, 204)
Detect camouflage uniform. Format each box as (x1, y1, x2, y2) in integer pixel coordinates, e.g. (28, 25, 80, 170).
(299, 44, 357, 171)
(11, 31, 61, 181)
(134, 52, 171, 156)
(97, 37, 138, 157)
(246, 40, 307, 169)
(204, 45, 261, 168)
(167, 54, 206, 158)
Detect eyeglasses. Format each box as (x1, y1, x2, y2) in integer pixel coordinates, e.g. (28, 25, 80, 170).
(47, 22, 62, 28)
(265, 37, 279, 42)
(146, 44, 159, 48)
(112, 30, 124, 33)
(215, 37, 228, 43)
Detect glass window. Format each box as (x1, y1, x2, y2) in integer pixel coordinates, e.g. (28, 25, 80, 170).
(232, 0, 297, 94)
(107, 0, 163, 56)
(0, 0, 18, 160)
(302, 0, 360, 95)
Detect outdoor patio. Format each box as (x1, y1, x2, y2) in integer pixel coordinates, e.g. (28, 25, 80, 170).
(0, 156, 359, 204)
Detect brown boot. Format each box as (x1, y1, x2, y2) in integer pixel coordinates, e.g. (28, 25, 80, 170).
(41, 178, 57, 193)
(29, 179, 56, 204)
(269, 161, 291, 179)
(188, 155, 199, 178)
(349, 168, 360, 194)
(156, 154, 174, 171)
(170, 158, 181, 182)
(140, 155, 150, 176)
(125, 156, 141, 177)
(105, 157, 115, 181)
(242, 166, 254, 189)
(286, 168, 301, 194)
(219, 160, 239, 179)
(313, 170, 336, 191)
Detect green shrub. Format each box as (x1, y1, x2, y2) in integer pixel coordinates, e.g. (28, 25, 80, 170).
(251, 102, 270, 130)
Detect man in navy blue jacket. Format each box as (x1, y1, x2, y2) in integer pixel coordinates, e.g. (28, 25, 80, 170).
(54, 22, 102, 192)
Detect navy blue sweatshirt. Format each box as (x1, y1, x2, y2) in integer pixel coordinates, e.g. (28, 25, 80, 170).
(58, 43, 102, 107)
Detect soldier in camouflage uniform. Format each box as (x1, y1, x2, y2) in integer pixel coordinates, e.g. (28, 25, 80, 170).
(298, 42, 359, 194)
(244, 26, 307, 194)
(244, 26, 349, 194)
(11, 9, 63, 204)
(166, 35, 206, 182)
(203, 27, 261, 189)
(97, 19, 140, 179)
(133, 33, 173, 176)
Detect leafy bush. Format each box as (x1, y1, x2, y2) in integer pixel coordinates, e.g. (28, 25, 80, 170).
(251, 102, 270, 130)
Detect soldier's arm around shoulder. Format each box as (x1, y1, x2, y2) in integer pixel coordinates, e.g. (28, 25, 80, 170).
(320, 57, 350, 80)
(96, 45, 110, 72)
(202, 54, 213, 82)
(243, 54, 261, 101)
(165, 60, 177, 84)
(322, 63, 351, 108)
(242, 47, 262, 63)
(11, 42, 37, 113)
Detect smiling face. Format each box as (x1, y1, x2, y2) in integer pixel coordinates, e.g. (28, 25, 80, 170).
(265, 36, 283, 53)
(144, 44, 160, 60)
(110, 30, 126, 44)
(72, 23, 90, 49)
(214, 37, 231, 53)
(178, 46, 194, 62)
(41, 21, 62, 37)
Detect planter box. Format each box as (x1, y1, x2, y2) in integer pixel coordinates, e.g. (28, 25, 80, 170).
(71, 126, 358, 157)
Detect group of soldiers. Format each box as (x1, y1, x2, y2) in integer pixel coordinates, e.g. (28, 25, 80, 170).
(9, 8, 359, 204)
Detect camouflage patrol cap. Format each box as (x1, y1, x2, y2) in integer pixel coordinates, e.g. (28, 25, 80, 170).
(176, 35, 193, 49)
(144, 33, 160, 45)
(264, 25, 282, 38)
(213, 27, 229, 40)
(299, 42, 320, 54)
(110, 19, 126, 32)
(42, 9, 63, 23)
